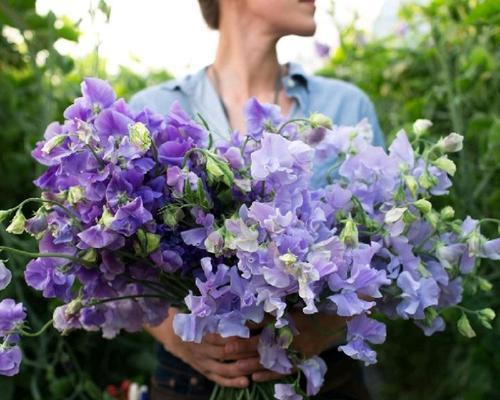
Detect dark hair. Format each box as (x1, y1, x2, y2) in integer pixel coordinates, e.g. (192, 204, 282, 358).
(198, 0, 219, 30)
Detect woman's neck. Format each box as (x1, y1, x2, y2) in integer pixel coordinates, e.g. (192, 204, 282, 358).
(212, 15, 282, 103)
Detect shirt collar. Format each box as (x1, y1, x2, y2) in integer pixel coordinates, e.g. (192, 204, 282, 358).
(161, 62, 311, 115)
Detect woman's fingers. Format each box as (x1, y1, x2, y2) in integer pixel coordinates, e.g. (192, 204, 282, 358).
(203, 333, 231, 346)
(203, 356, 263, 378)
(224, 334, 259, 357)
(197, 342, 227, 360)
(205, 372, 250, 388)
(251, 370, 285, 382)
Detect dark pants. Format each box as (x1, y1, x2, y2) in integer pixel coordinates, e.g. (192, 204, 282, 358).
(150, 344, 372, 400)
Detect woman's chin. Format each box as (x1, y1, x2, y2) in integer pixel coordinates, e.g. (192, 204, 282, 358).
(289, 24, 317, 37)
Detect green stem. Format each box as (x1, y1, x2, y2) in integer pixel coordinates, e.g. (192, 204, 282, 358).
(0, 246, 94, 268)
(454, 305, 479, 315)
(21, 319, 54, 337)
(197, 113, 214, 150)
(277, 118, 311, 136)
(5, 197, 80, 226)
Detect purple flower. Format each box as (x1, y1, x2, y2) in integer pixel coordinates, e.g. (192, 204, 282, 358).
(0, 261, 12, 290)
(94, 109, 134, 138)
(111, 197, 153, 236)
(339, 314, 386, 365)
(53, 304, 82, 333)
(0, 346, 22, 376)
(257, 327, 293, 374)
(396, 271, 439, 319)
(81, 77, 115, 110)
(0, 299, 26, 335)
(78, 225, 123, 249)
(314, 41, 331, 58)
(480, 238, 500, 260)
(244, 97, 282, 140)
(298, 356, 327, 396)
(250, 132, 313, 188)
(225, 218, 259, 252)
(415, 315, 446, 336)
(388, 130, 414, 168)
(274, 384, 302, 400)
(24, 258, 74, 301)
(158, 140, 192, 166)
(328, 260, 389, 317)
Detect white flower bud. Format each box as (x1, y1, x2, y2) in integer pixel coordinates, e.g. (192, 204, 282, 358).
(437, 132, 463, 153)
(384, 207, 407, 224)
(413, 119, 433, 136)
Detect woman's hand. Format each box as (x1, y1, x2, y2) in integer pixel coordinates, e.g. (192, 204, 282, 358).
(145, 307, 270, 388)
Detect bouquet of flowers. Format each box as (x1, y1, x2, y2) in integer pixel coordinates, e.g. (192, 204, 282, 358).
(0, 78, 498, 399)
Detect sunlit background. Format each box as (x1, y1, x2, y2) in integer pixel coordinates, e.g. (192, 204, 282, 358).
(36, 0, 405, 76)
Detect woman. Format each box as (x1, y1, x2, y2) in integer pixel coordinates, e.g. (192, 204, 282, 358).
(130, 1, 384, 399)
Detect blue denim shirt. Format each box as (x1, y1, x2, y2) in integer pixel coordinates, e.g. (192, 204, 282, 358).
(129, 63, 384, 189)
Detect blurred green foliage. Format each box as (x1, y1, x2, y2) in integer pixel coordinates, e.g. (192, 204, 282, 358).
(319, 0, 500, 398)
(0, 1, 171, 399)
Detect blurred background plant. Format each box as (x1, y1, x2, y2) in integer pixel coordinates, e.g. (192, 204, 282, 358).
(0, 1, 170, 399)
(318, 0, 500, 398)
(0, 0, 498, 398)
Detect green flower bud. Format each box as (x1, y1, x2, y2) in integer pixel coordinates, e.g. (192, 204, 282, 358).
(81, 248, 97, 265)
(457, 314, 476, 338)
(41, 134, 67, 154)
(206, 156, 224, 177)
(384, 207, 407, 224)
(309, 113, 333, 129)
(477, 277, 493, 292)
(67, 186, 85, 205)
(136, 229, 161, 255)
(437, 132, 463, 153)
(0, 209, 12, 224)
(433, 156, 456, 176)
(66, 298, 83, 316)
(423, 307, 438, 326)
(100, 206, 115, 228)
(404, 175, 418, 198)
(340, 218, 358, 247)
(6, 209, 26, 235)
(394, 186, 407, 202)
(129, 122, 152, 152)
(162, 205, 185, 229)
(413, 119, 433, 136)
(440, 206, 455, 220)
(418, 171, 437, 189)
(426, 211, 439, 229)
(278, 326, 294, 349)
(478, 308, 495, 321)
(279, 252, 297, 266)
(205, 154, 234, 186)
(414, 199, 432, 214)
